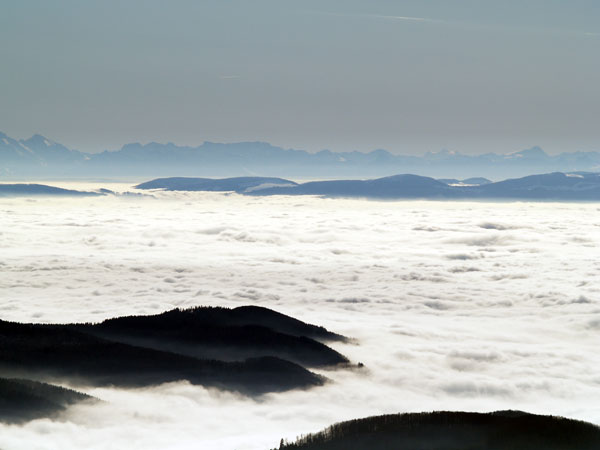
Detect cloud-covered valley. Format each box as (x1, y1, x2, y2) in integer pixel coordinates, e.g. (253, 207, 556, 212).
(0, 185, 599, 449)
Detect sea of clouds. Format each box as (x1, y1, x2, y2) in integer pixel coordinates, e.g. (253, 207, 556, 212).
(0, 184, 599, 449)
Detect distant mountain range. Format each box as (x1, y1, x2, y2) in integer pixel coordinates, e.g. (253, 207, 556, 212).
(136, 172, 600, 201)
(2, 132, 600, 179)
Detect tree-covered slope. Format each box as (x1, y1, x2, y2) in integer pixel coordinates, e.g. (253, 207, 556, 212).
(275, 410, 600, 450)
(0, 378, 92, 423)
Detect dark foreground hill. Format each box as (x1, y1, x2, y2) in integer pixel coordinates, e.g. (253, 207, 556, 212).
(274, 410, 600, 450)
(0, 378, 93, 423)
(73, 306, 348, 367)
(136, 172, 600, 201)
(0, 306, 349, 401)
(0, 319, 322, 394)
(221, 305, 346, 342)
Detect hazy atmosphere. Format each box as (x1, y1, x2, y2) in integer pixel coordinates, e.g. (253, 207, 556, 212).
(2, 1, 599, 449)
(1, 0, 599, 155)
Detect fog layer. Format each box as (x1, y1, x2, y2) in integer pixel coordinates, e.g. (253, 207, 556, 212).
(0, 186, 598, 449)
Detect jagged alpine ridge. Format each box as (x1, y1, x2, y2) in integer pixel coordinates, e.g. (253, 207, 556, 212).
(1, 131, 599, 179)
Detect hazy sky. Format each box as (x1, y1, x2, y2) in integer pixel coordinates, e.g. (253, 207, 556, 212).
(1, 0, 599, 155)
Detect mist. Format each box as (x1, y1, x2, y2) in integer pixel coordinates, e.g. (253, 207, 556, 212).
(0, 185, 599, 449)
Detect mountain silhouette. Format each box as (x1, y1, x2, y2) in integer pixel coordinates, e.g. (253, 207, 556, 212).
(137, 172, 600, 201)
(2, 132, 600, 179)
(274, 410, 600, 450)
(72, 306, 349, 367)
(136, 177, 297, 193)
(0, 306, 350, 401)
(0, 183, 101, 196)
(0, 378, 93, 423)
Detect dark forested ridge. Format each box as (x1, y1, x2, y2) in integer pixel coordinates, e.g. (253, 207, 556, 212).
(72, 306, 348, 367)
(0, 305, 348, 418)
(0, 319, 324, 393)
(86, 305, 346, 342)
(0, 378, 93, 423)
(274, 410, 600, 450)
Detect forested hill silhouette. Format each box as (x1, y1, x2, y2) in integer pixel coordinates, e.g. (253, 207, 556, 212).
(274, 410, 600, 450)
(0, 306, 350, 404)
(72, 306, 349, 367)
(0, 378, 93, 424)
(172, 305, 345, 342)
(0, 318, 324, 394)
(136, 172, 600, 201)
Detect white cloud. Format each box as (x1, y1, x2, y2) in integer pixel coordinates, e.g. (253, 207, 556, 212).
(0, 186, 599, 449)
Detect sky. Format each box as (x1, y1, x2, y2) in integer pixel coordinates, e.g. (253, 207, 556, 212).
(1, 0, 599, 155)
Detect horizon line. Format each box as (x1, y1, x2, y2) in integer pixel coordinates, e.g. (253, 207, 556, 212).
(2, 130, 593, 158)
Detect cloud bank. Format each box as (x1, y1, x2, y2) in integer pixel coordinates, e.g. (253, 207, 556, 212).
(0, 185, 598, 449)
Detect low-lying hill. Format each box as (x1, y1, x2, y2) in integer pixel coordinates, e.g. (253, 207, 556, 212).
(0, 306, 349, 403)
(0, 183, 101, 197)
(473, 172, 600, 199)
(262, 175, 454, 198)
(0, 378, 93, 423)
(72, 306, 348, 368)
(274, 410, 600, 450)
(136, 172, 600, 201)
(135, 177, 297, 193)
(176, 305, 345, 342)
(0, 319, 324, 394)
